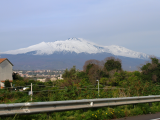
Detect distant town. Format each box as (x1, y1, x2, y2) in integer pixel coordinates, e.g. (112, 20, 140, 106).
(13, 70, 65, 82)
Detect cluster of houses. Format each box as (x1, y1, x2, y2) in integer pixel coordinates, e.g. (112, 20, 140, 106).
(0, 58, 64, 89)
(0, 58, 13, 89)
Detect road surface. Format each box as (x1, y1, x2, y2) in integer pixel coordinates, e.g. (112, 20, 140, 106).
(112, 112, 160, 120)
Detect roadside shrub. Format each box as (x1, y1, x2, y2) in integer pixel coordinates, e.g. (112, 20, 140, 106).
(4, 80, 11, 88)
(130, 107, 143, 116)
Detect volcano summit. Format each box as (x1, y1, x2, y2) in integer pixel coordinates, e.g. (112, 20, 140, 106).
(0, 38, 150, 70)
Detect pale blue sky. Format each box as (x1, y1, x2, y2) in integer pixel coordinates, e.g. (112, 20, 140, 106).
(0, 0, 160, 57)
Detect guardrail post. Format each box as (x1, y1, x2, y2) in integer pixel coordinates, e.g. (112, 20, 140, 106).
(133, 104, 136, 108)
(83, 109, 87, 112)
(47, 113, 51, 119)
(149, 102, 152, 107)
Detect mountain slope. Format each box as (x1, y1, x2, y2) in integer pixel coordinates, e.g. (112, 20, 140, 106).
(0, 52, 147, 71)
(1, 38, 149, 59)
(0, 38, 151, 71)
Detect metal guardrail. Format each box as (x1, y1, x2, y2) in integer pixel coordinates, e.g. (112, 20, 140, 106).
(1, 95, 160, 116)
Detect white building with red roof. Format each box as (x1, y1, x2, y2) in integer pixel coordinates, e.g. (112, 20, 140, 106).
(0, 58, 13, 89)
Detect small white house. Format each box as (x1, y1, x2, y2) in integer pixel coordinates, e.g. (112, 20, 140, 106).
(58, 74, 63, 80)
(0, 58, 13, 89)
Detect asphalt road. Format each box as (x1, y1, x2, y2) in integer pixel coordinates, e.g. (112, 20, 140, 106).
(112, 112, 160, 120)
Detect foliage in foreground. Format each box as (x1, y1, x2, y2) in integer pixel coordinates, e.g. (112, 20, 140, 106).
(1, 57, 160, 119)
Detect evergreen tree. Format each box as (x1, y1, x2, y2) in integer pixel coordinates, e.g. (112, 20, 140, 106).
(62, 66, 77, 79)
(12, 72, 23, 80)
(4, 80, 11, 88)
(104, 57, 122, 71)
(141, 57, 160, 83)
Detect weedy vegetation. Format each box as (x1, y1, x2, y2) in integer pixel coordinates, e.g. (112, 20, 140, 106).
(1, 57, 160, 120)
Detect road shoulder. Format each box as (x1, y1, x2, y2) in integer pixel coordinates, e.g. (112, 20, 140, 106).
(112, 112, 160, 120)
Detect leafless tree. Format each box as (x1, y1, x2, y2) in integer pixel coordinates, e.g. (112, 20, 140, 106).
(152, 74, 157, 82)
(88, 64, 101, 84)
(83, 59, 101, 72)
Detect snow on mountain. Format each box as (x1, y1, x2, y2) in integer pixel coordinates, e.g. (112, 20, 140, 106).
(1, 38, 149, 59)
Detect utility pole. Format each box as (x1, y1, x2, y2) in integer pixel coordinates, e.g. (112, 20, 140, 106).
(96, 80, 99, 97)
(31, 83, 32, 101)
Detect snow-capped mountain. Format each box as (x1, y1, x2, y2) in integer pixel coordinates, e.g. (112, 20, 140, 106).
(1, 38, 151, 70)
(1, 38, 149, 59)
